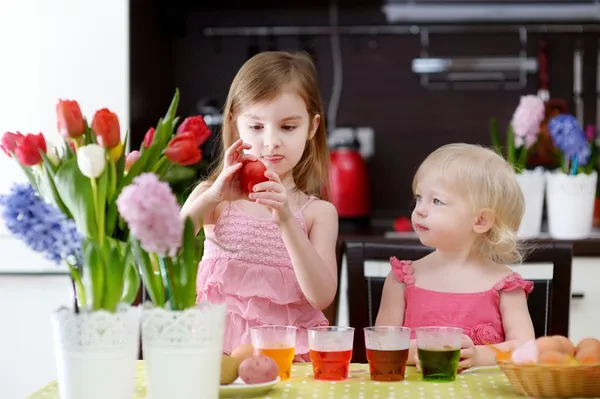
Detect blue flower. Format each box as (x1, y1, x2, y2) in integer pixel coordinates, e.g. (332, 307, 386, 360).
(0, 183, 82, 265)
(547, 114, 591, 164)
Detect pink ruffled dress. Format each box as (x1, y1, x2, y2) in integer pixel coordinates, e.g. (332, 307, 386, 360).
(390, 257, 534, 345)
(196, 198, 329, 357)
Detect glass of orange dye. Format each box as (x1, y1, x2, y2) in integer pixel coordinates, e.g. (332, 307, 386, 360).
(308, 326, 355, 381)
(250, 325, 297, 380)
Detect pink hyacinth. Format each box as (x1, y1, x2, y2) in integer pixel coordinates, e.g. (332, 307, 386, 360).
(511, 95, 545, 149)
(116, 173, 183, 257)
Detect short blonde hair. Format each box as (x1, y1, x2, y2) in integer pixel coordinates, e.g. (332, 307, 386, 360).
(413, 143, 525, 264)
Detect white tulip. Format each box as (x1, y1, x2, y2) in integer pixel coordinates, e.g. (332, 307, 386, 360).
(45, 140, 60, 166)
(77, 144, 106, 178)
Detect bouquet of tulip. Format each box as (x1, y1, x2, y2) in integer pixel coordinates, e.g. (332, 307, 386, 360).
(117, 173, 203, 311)
(0, 89, 211, 313)
(547, 114, 597, 175)
(490, 95, 546, 173)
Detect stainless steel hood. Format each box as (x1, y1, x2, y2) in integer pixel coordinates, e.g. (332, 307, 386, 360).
(382, 1, 600, 23)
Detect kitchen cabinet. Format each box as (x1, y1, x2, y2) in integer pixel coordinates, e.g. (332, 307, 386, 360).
(336, 256, 600, 344)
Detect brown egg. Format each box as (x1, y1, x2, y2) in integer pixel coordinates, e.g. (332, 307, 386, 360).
(575, 338, 600, 365)
(535, 336, 564, 354)
(231, 344, 255, 362)
(538, 350, 577, 365)
(576, 337, 600, 352)
(551, 335, 576, 356)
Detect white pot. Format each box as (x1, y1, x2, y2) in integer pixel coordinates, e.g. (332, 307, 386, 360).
(515, 167, 546, 239)
(545, 170, 598, 240)
(52, 304, 141, 399)
(142, 302, 226, 399)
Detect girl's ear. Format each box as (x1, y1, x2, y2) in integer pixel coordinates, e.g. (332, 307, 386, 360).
(309, 114, 320, 140)
(473, 208, 495, 234)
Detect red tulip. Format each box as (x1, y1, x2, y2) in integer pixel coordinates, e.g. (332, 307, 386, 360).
(143, 127, 155, 149)
(165, 132, 202, 166)
(1, 131, 24, 157)
(91, 108, 120, 149)
(56, 99, 85, 138)
(14, 133, 47, 166)
(176, 115, 211, 147)
(125, 150, 140, 172)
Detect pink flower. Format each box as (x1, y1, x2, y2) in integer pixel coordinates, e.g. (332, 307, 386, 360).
(116, 173, 183, 257)
(125, 150, 140, 172)
(511, 95, 545, 149)
(470, 323, 503, 345)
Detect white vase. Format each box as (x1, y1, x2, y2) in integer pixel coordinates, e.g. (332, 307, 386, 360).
(545, 170, 598, 240)
(515, 167, 545, 239)
(141, 301, 226, 399)
(52, 304, 141, 399)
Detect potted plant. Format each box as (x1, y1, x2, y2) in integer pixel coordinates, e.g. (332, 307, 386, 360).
(491, 95, 546, 239)
(117, 172, 226, 399)
(0, 89, 213, 399)
(545, 114, 598, 239)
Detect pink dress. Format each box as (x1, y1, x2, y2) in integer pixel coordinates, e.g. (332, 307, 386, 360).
(390, 257, 534, 345)
(196, 198, 329, 356)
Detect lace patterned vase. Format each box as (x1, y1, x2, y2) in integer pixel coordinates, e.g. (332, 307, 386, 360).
(546, 170, 598, 239)
(515, 167, 545, 239)
(141, 301, 226, 399)
(51, 305, 141, 399)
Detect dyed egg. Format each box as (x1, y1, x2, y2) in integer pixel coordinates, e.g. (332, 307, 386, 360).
(238, 355, 279, 384)
(231, 344, 254, 362)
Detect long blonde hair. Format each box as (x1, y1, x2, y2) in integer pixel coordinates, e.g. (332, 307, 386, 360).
(206, 51, 330, 198)
(413, 143, 525, 264)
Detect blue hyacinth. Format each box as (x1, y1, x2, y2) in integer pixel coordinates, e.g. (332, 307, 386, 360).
(547, 114, 591, 165)
(0, 183, 82, 265)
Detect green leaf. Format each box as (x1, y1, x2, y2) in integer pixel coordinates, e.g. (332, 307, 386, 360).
(121, 258, 141, 305)
(162, 164, 197, 183)
(165, 88, 180, 122)
(489, 118, 502, 156)
(82, 119, 97, 146)
(10, 152, 38, 191)
(507, 124, 516, 167)
(35, 162, 71, 217)
(83, 240, 105, 311)
(96, 169, 109, 243)
(159, 256, 180, 310)
(130, 237, 165, 307)
(53, 158, 97, 238)
(102, 242, 124, 312)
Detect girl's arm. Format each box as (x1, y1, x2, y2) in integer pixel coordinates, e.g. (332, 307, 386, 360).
(180, 182, 219, 231)
(278, 201, 339, 310)
(375, 274, 417, 363)
(474, 289, 536, 366)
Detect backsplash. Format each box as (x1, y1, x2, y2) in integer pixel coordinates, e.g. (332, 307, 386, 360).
(130, 1, 599, 219)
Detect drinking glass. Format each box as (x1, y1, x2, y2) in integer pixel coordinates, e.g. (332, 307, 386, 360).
(250, 325, 296, 380)
(364, 326, 411, 382)
(308, 326, 355, 381)
(415, 326, 463, 382)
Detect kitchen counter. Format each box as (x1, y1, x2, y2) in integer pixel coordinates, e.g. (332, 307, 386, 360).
(337, 226, 600, 257)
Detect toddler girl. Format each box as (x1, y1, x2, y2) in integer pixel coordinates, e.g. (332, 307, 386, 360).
(181, 51, 338, 361)
(376, 143, 536, 370)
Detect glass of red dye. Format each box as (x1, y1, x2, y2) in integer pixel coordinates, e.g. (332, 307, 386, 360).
(308, 326, 355, 381)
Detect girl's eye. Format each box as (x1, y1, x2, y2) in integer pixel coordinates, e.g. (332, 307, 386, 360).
(433, 198, 444, 205)
(282, 125, 296, 131)
(249, 125, 263, 130)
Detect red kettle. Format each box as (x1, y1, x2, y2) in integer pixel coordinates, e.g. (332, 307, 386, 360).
(328, 130, 370, 228)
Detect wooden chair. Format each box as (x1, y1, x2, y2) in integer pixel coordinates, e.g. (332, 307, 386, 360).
(340, 238, 573, 363)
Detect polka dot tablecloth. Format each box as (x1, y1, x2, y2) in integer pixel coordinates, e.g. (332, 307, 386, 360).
(28, 362, 522, 398)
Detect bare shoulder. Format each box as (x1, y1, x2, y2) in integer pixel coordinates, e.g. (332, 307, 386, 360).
(489, 262, 516, 279)
(302, 199, 338, 234)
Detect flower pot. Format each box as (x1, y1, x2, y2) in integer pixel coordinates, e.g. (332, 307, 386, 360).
(141, 301, 226, 399)
(515, 167, 545, 239)
(545, 170, 598, 240)
(52, 304, 141, 399)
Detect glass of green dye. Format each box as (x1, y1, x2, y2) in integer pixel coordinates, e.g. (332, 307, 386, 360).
(416, 326, 462, 382)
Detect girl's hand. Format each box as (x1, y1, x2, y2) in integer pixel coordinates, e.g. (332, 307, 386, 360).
(248, 170, 293, 225)
(209, 139, 256, 202)
(458, 334, 479, 371)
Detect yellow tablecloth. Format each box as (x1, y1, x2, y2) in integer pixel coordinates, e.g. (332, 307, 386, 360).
(28, 362, 521, 398)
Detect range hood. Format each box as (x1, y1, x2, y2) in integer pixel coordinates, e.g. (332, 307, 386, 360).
(382, 1, 600, 23)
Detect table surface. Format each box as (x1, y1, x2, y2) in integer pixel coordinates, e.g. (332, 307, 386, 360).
(28, 362, 521, 399)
